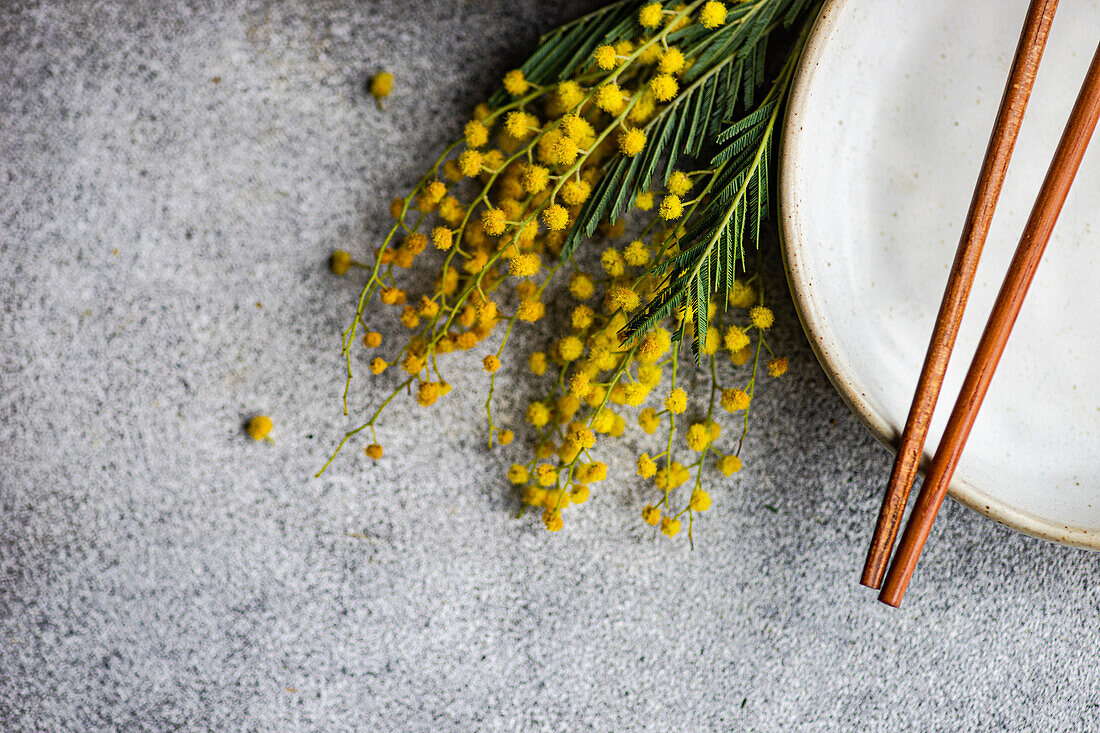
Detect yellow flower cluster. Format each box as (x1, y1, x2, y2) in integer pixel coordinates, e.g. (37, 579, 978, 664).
(325, 0, 788, 541)
(504, 207, 783, 537)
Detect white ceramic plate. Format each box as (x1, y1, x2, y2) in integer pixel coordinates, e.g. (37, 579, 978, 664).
(781, 0, 1100, 547)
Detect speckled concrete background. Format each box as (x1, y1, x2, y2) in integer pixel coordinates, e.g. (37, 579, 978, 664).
(2, 1, 1098, 730)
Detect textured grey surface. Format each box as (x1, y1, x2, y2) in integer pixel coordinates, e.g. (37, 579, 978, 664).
(2, 1, 1099, 730)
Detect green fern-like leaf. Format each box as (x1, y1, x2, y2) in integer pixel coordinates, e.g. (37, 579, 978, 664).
(621, 89, 782, 361)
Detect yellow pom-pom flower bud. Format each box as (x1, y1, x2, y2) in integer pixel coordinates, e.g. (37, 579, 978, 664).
(529, 351, 548, 375)
(536, 129, 562, 164)
(666, 171, 692, 197)
(730, 345, 753, 366)
(768, 356, 789, 377)
(504, 110, 529, 139)
(560, 179, 592, 206)
(558, 394, 581, 422)
(623, 383, 648, 407)
(329, 250, 352, 275)
(638, 363, 662, 388)
(724, 326, 750, 352)
(686, 423, 711, 452)
(638, 43, 662, 66)
(560, 113, 593, 142)
(589, 411, 616, 433)
(568, 421, 597, 450)
(689, 489, 712, 512)
(442, 159, 462, 182)
(516, 300, 545, 322)
(721, 387, 751, 412)
(417, 381, 440, 407)
(664, 387, 687, 414)
(618, 127, 646, 157)
(457, 150, 483, 177)
(502, 69, 529, 96)
(509, 252, 541, 278)
(526, 401, 551, 427)
(499, 199, 524, 222)
(571, 304, 595, 330)
(593, 44, 617, 70)
(557, 335, 584, 362)
(379, 286, 405, 305)
(594, 83, 625, 114)
(247, 415, 273, 441)
(464, 120, 488, 148)
(542, 204, 569, 231)
(658, 48, 686, 75)
(650, 74, 678, 102)
(700, 1, 728, 29)
(556, 80, 585, 110)
(637, 453, 657, 478)
(551, 135, 580, 166)
(601, 248, 626, 277)
(659, 194, 683, 220)
(482, 149, 504, 172)
(507, 464, 529, 484)
(365, 443, 383, 460)
(623, 240, 649, 266)
(403, 232, 428, 254)
(368, 72, 393, 101)
(749, 305, 774, 330)
(582, 461, 608, 482)
(604, 218, 627, 239)
(520, 164, 550, 194)
(717, 454, 742, 476)
(702, 326, 720, 355)
(535, 463, 558, 487)
(730, 279, 757, 309)
(638, 407, 660, 434)
(605, 285, 641, 313)
(417, 297, 438, 318)
(569, 272, 595, 300)
(638, 2, 663, 28)
(660, 516, 682, 537)
(522, 486, 547, 506)
(542, 508, 564, 532)
(400, 306, 420, 330)
(483, 354, 501, 373)
(629, 93, 656, 124)
(481, 207, 507, 236)
(431, 226, 454, 250)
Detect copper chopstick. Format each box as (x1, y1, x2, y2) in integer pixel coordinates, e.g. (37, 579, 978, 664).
(879, 41, 1100, 608)
(860, 0, 1061, 590)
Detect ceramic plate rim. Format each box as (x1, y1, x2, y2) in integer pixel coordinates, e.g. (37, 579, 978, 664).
(778, 0, 1099, 550)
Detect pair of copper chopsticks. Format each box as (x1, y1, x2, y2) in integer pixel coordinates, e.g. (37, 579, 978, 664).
(860, 0, 1100, 607)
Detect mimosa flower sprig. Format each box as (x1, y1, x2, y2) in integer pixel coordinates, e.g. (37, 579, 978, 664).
(319, 0, 819, 539)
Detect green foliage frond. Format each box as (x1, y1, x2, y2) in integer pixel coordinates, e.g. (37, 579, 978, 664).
(621, 86, 781, 361)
